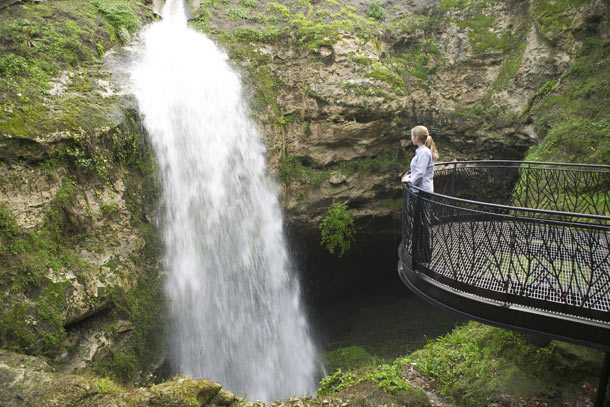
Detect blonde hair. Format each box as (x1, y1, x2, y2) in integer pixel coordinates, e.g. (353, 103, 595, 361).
(411, 125, 438, 160)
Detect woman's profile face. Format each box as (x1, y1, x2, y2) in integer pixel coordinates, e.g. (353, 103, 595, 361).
(411, 133, 417, 145)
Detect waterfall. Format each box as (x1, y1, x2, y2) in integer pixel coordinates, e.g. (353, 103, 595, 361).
(130, 0, 318, 400)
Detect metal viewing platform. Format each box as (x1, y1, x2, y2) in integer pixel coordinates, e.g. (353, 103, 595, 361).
(398, 160, 610, 350)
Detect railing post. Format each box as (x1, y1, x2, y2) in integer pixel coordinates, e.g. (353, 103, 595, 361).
(524, 162, 530, 209)
(412, 191, 418, 272)
(451, 161, 457, 197)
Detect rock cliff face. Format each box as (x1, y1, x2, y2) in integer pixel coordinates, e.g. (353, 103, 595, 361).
(224, 0, 609, 243)
(0, 0, 164, 381)
(0, 0, 608, 391)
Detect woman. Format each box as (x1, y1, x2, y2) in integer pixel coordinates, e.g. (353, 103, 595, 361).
(401, 125, 438, 263)
(401, 125, 438, 190)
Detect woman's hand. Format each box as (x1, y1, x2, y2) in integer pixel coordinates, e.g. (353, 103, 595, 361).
(401, 174, 411, 184)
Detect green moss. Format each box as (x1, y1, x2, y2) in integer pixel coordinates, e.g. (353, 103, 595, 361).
(0, 204, 20, 246)
(365, 64, 405, 94)
(526, 38, 610, 164)
(228, 26, 283, 43)
(324, 346, 377, 372)
(0, 0, 150, 138)
(93, 1, 142, 44)
(460, 14, 515, 53)
(530, 0, 592, 46)
(438, 0, 470, 11)
(279, 156, 332, 185)
(342, 81, 395, 100)
(92, 271, 167, 383)
(375, 198, 403, 211)
(0, 190, 97, 356)
(34, 280, 70, 354)
(406, 322, 602, 405)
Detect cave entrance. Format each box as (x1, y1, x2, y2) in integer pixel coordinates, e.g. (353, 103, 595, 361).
(293, 231, 464, 366)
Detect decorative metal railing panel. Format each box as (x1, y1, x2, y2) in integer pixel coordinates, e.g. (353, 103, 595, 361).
(401, 161, 610, 325)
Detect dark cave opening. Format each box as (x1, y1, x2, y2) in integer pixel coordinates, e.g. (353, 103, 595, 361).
(289, 229, 465, 360)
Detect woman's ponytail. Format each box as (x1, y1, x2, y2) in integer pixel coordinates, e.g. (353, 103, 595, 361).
(425, 136, 439, 160)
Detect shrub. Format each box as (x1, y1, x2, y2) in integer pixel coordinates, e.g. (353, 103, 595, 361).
(319, 203, 356, 257)
(365, 0, 385, 21)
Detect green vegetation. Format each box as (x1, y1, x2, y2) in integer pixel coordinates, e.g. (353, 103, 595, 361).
(0, 194, 85, 356)
(96, 377, 123, 395)
(530, 0, 592, 46)
(365, 64, 405, 94)
(437, 0, 525, 53)
(337, 149, 406, 177)
(91, 269, 166, 383)
(324, 346, 377, 372)
(491, 42, 527, 93)
(93, 1, 142, 44)
(525, 38, 610, 164)
(0, 0, 149, 138)
(318, 360, 419, 396)
(319, 203, 356, 257)
(459, 14, 514, 53)
(279, 148, 406, 188)
(365, 1, 385, 21)
(406, 321, 602, 405)
(279, 156, 332, 185)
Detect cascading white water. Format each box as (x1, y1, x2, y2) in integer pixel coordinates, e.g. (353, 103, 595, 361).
(131, 0, 318, 400)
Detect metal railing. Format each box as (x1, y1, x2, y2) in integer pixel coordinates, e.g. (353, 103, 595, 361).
(399, 160, 610, 347)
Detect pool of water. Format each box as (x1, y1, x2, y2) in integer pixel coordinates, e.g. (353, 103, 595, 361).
(312, 274, 465, 359)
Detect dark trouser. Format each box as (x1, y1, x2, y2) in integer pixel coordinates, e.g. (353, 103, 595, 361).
(412, 192, 433, 263)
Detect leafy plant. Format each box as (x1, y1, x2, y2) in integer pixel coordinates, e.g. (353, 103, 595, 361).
(318, 368, 358, 396)
(319, 203, 356, 257)
(365, 0, 385, 21)
(93, 1, 141, 44)
(318, 359, 418, 396)
(96, 377, 123, 395)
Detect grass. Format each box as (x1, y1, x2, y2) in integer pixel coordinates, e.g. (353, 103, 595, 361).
(0, 0, 149, 138)
(529, 0, 593, 46)
(406, 321, 602, 405)
(318, 358, 420, 396)
(525, 38, 610, 165)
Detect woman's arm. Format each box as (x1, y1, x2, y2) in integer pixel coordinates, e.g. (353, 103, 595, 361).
(410, 150, 429, 187)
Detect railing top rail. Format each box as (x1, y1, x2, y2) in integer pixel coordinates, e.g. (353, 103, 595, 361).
(434, 160, 610, 170)
(405, 160, 610, 223)
(404, 184, 610, 224)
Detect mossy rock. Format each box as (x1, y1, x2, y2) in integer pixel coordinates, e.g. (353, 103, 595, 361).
(0, 350, 239, 407)
(333, 380, 430, 407)
(324, 346, 376, 372)
(129, 378, 225, 407)
(407, 321, 604, 405)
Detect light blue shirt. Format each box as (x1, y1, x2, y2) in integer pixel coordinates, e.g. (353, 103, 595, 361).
(408, 145, 434, 193)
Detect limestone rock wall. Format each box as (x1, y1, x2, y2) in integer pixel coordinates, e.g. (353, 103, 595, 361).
(215, 0, 609, 243)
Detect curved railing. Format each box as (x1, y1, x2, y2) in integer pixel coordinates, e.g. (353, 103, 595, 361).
(398, 160, 610, 351)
